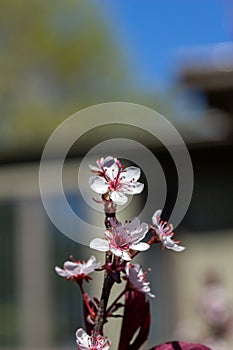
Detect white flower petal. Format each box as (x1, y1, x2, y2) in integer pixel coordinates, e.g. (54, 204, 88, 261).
(85, 255, 95, 266)
(85, 255, 97, 268)
(76, 328, 90, 349)
(83, 256, 101, 274)
(84, 265, 100, 275)
(55, 266, 69, 278)
(162, 236, 185, 252)
(124, 217, 140, 231)
(89, 238, 109, 252)
(152, 209, 162, 227)
(65, 265, 81, 277)
(141, 222, 149, 234)
(129, 231, 147, 244)
(133, 222, 149, 236)
(110, 246, 132, 261)
(121, 250, 132, 261)
(104, 162, 119, 180)
(64, 261, 79, 270)
(88, 164, 100, 173)
(96, 157, 105, 168)
(134, 182, 144, 194)
(102, 156, 115, 167)
(129, 223, 149, 243)
(125, 263, 155, 298)
(110, 246, 123, 258)
(102, 338, 112, 350)
(170, 244, 186, 252)
(120, 166, 141, 183)
(110, 191, 128, 205)
(147, 291, 156, 298)
(89, 176, 108, 194)
(130, 242, 150, 251)
(122, 182, 144, 194)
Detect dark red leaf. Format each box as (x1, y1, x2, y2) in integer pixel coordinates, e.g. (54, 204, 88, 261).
(150, 340, 211, 350)
(118, 290, 151, 350)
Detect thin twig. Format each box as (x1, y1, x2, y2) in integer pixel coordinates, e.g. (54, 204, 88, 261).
(93, 199, 116, 336)
(106, 287, 127, 315)
(78, 282, 96, 319)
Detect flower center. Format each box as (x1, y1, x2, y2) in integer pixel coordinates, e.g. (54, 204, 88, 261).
(108, 178, 122, 192)
(107, 168, 124, 191)
(108, 179, 118, 190)
(109, 232, 130, 250)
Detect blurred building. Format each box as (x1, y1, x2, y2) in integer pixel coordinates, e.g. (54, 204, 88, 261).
(173, 45, 233, 350)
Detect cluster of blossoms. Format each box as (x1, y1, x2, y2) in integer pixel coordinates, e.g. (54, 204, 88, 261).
(54, 156, 210, 350)
(89, 210, 184, 261)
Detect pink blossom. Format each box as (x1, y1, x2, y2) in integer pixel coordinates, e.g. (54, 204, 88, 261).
(152, 210, 185, 252)
(89, 156, 119, 175)
(89, 156, 144, 205)
(89, 217, 149, 261)
(125, 262, 155, 298)
(55, 255, 100, 282)
(76, 328, 111, 350)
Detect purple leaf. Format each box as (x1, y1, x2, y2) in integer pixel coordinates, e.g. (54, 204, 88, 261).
(150, 341, 212, 350)
(118, 290, 151, 350)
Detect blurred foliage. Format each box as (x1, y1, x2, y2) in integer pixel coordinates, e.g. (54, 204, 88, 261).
(0, 0, 173, 157)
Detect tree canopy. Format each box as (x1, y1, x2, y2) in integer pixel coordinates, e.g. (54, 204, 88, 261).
(0, 0, 173, 158)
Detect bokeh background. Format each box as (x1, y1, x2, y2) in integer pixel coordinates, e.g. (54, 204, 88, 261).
(0, 0, 233, 349)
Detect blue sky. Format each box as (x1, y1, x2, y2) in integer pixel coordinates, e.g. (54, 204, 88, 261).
(93, 0, 231, 89)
